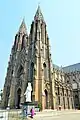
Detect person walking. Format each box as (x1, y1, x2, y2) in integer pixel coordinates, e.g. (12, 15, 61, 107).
(26, 108, 28, 118)
(30, 107, 35, 118)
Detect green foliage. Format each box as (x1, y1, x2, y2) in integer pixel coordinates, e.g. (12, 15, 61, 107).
(38, 103, 42, 111)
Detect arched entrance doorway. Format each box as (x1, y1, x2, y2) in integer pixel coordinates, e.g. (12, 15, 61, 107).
(16, 88, 21, 109)
(44, 89, 48, 109)
(75, 94, 79, 109)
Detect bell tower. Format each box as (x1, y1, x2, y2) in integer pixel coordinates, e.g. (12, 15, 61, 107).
(27, 5, 54, 109)
(2, 19, 29, 108)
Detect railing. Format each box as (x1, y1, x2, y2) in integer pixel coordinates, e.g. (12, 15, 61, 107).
(0, 109, 27, 120)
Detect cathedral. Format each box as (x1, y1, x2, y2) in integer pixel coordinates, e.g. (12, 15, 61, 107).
(1, 6, 79, 110)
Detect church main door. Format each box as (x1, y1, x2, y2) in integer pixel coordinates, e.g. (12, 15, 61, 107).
(16, 88, 21, 109)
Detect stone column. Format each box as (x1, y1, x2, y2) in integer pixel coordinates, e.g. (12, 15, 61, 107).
(62, 87, 65, 109)
(52, 73, 56, 109)
(60, 87, 64, 109)
(9, 78, 16, 108)
(20, 79, 26, 103)
(78, 88, 80, 106)
(1, 86, 7, 108)
(55, 87, 58, 109)
(64, 89, 68, 109)
(41, 70, 45, 110)
(21, 62, 27, 103)
(67, 90, 71, 109)
(69, 90, 74, 109)
(71, 97, 74, 109)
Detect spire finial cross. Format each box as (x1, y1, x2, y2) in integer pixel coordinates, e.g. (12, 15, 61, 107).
(38, 0, 40, 6)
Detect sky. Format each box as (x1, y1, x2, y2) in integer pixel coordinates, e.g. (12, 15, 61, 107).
(0, 0, 80, 89)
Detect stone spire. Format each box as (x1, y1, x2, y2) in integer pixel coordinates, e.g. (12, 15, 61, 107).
(34, 5, 44, 21)
(18, 18, 28, 34)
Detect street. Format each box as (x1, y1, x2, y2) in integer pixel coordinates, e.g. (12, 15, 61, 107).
(34, 110, 80, 120)
(34, 113, 80, 120)
(0, 109, 80, 120)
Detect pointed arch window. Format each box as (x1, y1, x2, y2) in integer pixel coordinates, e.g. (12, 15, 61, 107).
(21, 35, 25, 50)
(30, 62, 34, 82)
(14, 34, 18, 48)
(43, 62, 47, 80)
(17, 65, 24, 77)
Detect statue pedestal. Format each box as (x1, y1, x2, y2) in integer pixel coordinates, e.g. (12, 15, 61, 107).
(21, 101, 39, 116)
(22, 83, 39, 117)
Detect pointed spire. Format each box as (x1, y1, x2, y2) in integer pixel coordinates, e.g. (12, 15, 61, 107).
(18, 18, 28, 34)
(34, 5, 44, 21)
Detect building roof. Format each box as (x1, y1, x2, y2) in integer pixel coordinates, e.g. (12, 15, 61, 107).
(53, 64, 62, 71)
(63, 63, 80, 73)
(53, 63, 80, 73)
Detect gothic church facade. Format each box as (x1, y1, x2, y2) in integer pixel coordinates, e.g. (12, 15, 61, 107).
(1, 6, 74, 110)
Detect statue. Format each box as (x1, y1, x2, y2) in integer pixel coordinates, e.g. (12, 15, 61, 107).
(24, 82, 32, 102)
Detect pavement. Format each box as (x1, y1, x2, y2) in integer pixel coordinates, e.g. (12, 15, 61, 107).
(35, 109, 78, 116)
(0, 109, 80, 120)
(33, 109, 80, 120)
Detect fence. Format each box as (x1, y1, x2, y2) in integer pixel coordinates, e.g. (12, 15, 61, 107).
(0, 109, 27, 120)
